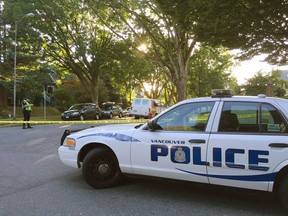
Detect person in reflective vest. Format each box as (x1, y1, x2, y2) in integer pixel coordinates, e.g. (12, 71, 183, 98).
(21, 97, 33, 129)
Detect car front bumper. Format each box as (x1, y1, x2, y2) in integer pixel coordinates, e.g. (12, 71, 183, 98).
(58, 146, 79, 168)
(101, 112, 112, 117)
(61, 115, 80, 120)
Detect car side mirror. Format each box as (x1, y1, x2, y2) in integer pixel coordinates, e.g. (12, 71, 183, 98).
(147, 119, 162, 131)
(147, 120, 156, 131)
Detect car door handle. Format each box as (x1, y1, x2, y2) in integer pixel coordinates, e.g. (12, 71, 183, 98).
(189, 139, 206, 144)
(269, 143, 288, 148)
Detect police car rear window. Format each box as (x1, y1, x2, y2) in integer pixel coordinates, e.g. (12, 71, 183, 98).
(219, 102, 288, 133)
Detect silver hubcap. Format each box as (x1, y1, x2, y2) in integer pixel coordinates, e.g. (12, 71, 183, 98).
(98, 164, 109, 175)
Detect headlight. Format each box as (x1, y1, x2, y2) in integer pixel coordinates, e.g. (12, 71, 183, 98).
(63, 138, 76, 148)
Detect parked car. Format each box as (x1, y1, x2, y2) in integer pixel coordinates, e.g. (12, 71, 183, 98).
(59, 90, 288, 210)
(122, 107, 132, 117)
(61, 103, 101, 121)
(130, 98, 166, 119)
(101, 102, 123, 119)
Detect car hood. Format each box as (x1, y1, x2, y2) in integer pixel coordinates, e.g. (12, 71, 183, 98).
(69, 123, 143, 140)
(63, 109, 80, 114)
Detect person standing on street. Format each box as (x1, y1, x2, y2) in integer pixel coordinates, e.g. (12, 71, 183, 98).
(22, 97, 33, 129)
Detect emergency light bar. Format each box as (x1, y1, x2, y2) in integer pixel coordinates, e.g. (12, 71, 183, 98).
(211, 89, 233, 98)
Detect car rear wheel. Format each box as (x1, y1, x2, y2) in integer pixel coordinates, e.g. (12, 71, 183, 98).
(82, 148, 122, 188)
(80, 115, 85, 121)
(119, 112, 122, 118)
(278, 173, 288, 210)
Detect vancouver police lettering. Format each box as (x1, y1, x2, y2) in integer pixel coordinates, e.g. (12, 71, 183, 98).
(151, 139, 185, 145)
(151, 144, 269, 171)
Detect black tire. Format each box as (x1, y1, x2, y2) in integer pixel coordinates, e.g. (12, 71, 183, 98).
(119, 112, 123, 118)
(82, 148, 122, 188)
(109, 113, 113, 119)
(80, 115, 85, 121)
(278, 173, 288, 210)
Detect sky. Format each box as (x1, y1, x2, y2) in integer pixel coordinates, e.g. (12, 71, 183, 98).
(231, 54, 288, 85)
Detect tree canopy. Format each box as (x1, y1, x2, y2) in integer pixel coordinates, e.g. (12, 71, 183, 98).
(4, 0, 285, 108)
(87, 0, 201, 101)
(192, 0, 288, 65)
(243, 70, 288, 97)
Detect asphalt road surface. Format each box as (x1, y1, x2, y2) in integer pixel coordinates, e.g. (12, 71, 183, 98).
(0, 123, 287, 216)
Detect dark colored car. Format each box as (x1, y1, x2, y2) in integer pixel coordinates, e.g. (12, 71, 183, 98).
(101, 102, 123, 119)
(61, 103, 101, 121)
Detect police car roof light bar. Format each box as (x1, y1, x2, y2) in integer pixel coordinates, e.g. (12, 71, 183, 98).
(211, 89, 233, 98)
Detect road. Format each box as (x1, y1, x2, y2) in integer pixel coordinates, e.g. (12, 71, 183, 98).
(0, 123, 287, 216)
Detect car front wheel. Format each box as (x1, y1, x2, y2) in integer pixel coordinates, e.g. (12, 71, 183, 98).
(82, 148, 122, 188)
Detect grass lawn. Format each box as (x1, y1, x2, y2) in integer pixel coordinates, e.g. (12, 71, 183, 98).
(0, 106, 62, 121)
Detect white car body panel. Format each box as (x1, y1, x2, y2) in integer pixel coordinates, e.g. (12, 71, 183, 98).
(130, 129, 210, 183)
(58, 94, 288, 194)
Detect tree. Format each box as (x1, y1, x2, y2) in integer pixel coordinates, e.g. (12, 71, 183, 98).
(2, 0, 174, 105)
(87, 0, 199, 102)
(31, 0, 159, 105)
(188, 45, 237, 97)
(100, 40, 157, 104)
(244, 70, 288, 97)
(29, 0, 119, 104)
(0, 0, 39, 106)
(51, 78, 109, 111)
(1, 0, 241, 107)
(192, 0, 288, 65)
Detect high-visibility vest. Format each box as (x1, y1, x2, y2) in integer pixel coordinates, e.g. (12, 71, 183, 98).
(22, 100, 32, 111)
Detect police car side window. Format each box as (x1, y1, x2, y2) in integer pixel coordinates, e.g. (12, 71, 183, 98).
(219, 102, 287, 133)
(261, 103, 287, 133)
(156, 102, 215, 131)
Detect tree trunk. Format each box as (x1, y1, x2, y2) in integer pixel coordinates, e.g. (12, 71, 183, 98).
(176, 51, 188, 102)
(176, 75, 187, 102)
(90, 76, 99, 104)
(0, 85, 8, 107)
(91, 86, 99, 104)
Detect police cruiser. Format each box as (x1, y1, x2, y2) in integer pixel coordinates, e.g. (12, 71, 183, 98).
(58, 90, 288, 209)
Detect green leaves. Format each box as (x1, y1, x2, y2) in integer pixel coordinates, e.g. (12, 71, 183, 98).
(0, 0, 248, 107)
(192, 0, 288, 65)
(244, 70, 288, 97)
(188, 45, 235, 97)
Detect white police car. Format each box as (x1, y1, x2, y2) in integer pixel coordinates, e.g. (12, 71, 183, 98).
(58, 90, 288, 209)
